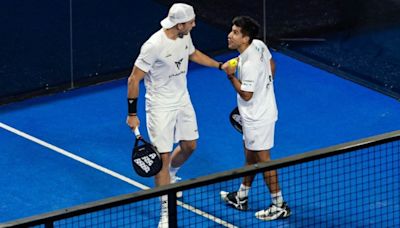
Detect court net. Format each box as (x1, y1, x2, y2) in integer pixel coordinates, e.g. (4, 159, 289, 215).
(2, 130, 399, 227)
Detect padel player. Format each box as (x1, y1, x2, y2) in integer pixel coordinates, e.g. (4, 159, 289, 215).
(126, 3, 224, 227)
(220, 16, 291, 221)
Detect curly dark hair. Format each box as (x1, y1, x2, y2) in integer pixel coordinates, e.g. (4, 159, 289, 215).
(232, 16, 260, 43)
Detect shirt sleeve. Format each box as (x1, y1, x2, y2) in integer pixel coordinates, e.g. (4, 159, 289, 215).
(187, 33, 196, 55)
(134, 41, 157, 73)
(240, 62, 258, 92)
(264, 45, 272, 60)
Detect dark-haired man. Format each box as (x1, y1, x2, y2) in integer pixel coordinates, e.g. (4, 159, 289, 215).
(220, 16, 291, 221)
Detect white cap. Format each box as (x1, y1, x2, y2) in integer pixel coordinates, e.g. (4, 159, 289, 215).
(160, 3, 195, 29)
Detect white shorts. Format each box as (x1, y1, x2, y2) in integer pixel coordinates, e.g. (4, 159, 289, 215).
(242, 122, 275, 151)
(146, 104, 199, 153)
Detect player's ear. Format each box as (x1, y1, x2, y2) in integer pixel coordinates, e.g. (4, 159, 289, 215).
(177, 23, 184, 30)
(243, 36, 250, 44)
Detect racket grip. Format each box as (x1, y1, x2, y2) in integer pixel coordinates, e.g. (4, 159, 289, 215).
(134, 128, 141, 138)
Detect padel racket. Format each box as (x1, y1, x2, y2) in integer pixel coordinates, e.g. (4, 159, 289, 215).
(131, 128, 162, 177)
(229, 107, 243, 134)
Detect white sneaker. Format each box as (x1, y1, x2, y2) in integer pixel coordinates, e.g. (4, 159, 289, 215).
(255, 202, 291, 221)
(157, 213, 168, 228)
(170, 174, 183, 198)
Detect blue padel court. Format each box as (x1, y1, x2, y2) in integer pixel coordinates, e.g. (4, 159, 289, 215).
(1, 52, 399, 227)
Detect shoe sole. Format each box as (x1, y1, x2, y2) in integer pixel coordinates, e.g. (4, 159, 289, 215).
(255, 210, 291, 221)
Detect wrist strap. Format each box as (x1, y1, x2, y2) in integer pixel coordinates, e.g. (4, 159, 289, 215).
(218, 62, 223, 70)
(128, 98, 138, 115)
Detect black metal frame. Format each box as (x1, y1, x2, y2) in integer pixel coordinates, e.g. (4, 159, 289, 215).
(2, 130, 399, 228)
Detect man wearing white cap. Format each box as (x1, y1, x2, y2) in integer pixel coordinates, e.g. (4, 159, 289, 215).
(126, 3, 224, 227)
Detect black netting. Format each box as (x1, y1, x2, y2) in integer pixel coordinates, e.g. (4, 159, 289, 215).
(158, 0, 400, 98)
(1, 0, 399, 104)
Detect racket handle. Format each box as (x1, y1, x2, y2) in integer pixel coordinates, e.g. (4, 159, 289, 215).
(134, 128, 141, 138)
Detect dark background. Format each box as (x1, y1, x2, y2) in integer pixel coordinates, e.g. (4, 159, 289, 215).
(1, 0, 399, 105)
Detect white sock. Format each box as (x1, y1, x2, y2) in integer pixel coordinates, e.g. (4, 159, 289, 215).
(160, 195, 168, 215)
(271, 191, 284, 207)
(169, 165, 180, 176)
(237, 184, 250, 199)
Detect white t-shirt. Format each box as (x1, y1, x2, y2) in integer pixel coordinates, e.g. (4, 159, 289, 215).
(135, 29, 196, 111)
(237, 39, 278, 127)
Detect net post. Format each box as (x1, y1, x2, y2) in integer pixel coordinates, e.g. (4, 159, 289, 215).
(167, 192, 178, 228)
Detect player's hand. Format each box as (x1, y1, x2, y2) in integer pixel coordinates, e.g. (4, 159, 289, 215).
(126, 115, 140, 131)
(222, 58, 238, 76)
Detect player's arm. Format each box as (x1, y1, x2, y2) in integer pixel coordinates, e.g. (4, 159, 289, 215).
(127, 66, 145, 100)
(227, 74, 253, 101)
(126, 66, 146, 130)
(270, 58, 276, 78)
(189, 49, 222, 70)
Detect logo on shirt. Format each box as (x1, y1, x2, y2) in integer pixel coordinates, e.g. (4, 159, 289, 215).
(139, 58, 151, 66)
(175, 58, 183, 70)
(185, 45, 188, 49)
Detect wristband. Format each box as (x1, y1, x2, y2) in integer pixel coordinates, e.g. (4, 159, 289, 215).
(218, 62, 223, 70)
(128, 98, 138, 114)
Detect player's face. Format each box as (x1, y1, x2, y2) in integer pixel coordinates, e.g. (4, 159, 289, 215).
(177, 18, 196, 38)
(227, 25, 248, 50)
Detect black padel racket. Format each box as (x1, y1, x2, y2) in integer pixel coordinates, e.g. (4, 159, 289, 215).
(229, 107, 243, 134)
(131, 128, 162, 177)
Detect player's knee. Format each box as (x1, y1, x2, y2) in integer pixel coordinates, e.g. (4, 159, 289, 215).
(183, 141, 196, 153)
(257, 150, 271, 162)
(187, 142, 196, 152)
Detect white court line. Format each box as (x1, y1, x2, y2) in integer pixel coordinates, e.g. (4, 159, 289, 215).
(0, 122, 149, 190)
(0, 122, 238, 228)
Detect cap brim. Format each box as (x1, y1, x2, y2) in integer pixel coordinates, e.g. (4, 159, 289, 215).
(160, 17, 175, 29)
